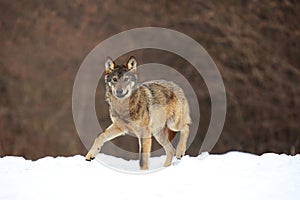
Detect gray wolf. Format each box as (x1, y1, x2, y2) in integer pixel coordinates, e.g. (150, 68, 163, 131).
(85, 56, 191, 170)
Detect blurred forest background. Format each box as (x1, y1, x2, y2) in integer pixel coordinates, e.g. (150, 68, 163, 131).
(0, 0, 299, 160)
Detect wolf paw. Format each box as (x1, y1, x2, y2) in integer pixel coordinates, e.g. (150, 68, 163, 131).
(140, 165, 149, 170)
(175, 148, 185, 159)
(85, 150, 97, 161)
(163, 161, 172, 167)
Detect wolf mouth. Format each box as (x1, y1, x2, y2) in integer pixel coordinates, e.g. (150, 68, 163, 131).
(116, 90, 129, 98)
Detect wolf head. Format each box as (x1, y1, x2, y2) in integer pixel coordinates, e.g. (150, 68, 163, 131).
(105, 56, 138, 99)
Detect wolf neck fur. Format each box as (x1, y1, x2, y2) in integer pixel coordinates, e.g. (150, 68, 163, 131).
(106, 86, 131, 116)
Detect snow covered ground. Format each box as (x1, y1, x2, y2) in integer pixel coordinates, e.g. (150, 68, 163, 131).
(1, 152, 299, 200)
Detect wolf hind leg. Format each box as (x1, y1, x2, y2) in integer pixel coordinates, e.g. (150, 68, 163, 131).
(153, 128, 175, 167)
(175, 124, 190, 159)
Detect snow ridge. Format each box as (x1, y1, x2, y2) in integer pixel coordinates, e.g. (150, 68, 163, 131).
(1, 152, 299, 200)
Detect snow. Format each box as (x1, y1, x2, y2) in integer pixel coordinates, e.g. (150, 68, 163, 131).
(1, 152, 300, 200)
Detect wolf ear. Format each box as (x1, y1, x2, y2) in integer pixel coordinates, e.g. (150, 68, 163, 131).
(105, 57, 115, 74)
(126, 56, 137, 72)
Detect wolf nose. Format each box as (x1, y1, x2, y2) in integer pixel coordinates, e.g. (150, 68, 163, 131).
(116, 88, 123, 95)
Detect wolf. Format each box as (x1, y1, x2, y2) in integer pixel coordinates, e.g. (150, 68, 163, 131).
(85, 56, 191, 170)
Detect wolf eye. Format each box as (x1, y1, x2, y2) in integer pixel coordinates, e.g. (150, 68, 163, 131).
(112, 77, 118, 82)
(124, 77, 129, 81)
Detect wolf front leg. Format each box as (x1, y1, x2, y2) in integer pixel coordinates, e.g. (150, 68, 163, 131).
(139, 137, 152, 170)
(85, 124, 123, 161)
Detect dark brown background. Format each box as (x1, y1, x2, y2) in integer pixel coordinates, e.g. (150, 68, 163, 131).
(1, 0, 299, 160)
